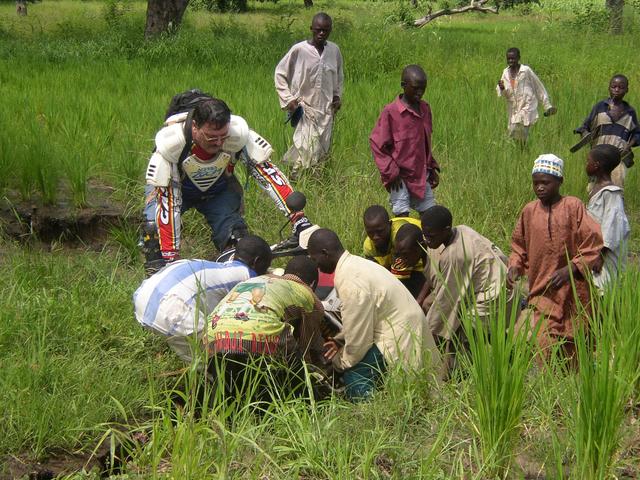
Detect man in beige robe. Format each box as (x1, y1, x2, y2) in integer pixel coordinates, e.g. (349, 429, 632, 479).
(307, 228, 441, 401)
(415, 206, 515, 374)
(274, 12, 344, 176)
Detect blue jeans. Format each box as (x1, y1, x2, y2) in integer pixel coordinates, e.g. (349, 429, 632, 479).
(389, 179, 436, 216)
(342, 345, 386, 402)
(144, 183, 247, 252)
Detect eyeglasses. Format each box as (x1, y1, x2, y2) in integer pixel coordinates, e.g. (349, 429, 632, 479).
(202, 133, 230, 143)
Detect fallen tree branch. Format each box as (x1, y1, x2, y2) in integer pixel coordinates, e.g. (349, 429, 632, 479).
(413, 0, 499, 27)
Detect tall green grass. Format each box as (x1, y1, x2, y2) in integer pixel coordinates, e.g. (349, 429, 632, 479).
(2, 2, 640, 478)
(459, 289, 537, 478)
(1, 0, 639, 251)
(571, 271, 640, 480)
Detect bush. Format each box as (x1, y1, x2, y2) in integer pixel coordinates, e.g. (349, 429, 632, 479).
(189, 0, 248, 12)
(566, 2, 610, 33)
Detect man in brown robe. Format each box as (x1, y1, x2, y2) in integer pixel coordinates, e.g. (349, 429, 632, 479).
(508, 154, 603, 360)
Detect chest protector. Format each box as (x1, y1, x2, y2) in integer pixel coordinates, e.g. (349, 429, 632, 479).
(182, 151, 232, 192)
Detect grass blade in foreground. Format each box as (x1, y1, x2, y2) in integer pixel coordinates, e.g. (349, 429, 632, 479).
(460, 286, 536, 478)
(572, 271, 640, 480)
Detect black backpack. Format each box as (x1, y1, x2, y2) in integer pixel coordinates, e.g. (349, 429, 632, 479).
(165, 89, 215, 168)
(165, 88, 214, 120)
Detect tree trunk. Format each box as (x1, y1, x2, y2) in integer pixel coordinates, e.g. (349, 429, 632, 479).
(304, 0, 313, 6)
(606, 0, 624, 35)
(145, 0, 190, 38)
(16, 0, 27, 16)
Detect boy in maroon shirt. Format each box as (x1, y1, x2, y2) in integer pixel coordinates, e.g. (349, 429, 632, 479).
(370, 65, 440, 217)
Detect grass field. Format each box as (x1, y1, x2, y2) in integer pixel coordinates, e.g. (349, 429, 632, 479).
(1, 0, 640, 478)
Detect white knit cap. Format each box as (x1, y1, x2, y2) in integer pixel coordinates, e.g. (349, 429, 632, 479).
(532, 153, 564, 178)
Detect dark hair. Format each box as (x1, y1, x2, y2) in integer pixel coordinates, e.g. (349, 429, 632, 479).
(507, 47, 521, 57)
(307, 228, 344, 254)
(590, 144, 621, 174)
(285, 256, 319, 287)
(235, 235, 271, 263)
(363, 205, 389, 224)
(610, 73, 629, 85)
(193, 98, 231, 128)
(402, 64, 427, 83)
(395, 223, 423, 245)
(421, 205, 453, 230)
(312, 12, 332, 25)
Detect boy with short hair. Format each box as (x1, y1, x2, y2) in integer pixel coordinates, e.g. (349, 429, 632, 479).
(508, 154, 603, 360)
(370, 65, 440, 218)
(574, 74, 640, 188)
(416, 206, 513, 375)
(275, 12, 344, 177)
(497, 47, 556, 144)
(362, 205, 424, 296)
(585, 144, 630, 289)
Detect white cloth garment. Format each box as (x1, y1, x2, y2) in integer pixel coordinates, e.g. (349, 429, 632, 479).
(275, 40, 344, 171)
(497, 64, 552, 128)
(133, 259, 253, 338)
(424, 226, 510, 340)
(587, 185, 630, 289)
(332, 251, 441, 372)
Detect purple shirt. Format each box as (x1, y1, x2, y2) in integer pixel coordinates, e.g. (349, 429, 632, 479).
(369, 96, 438, 199)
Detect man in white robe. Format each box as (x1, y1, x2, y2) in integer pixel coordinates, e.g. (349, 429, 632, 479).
(274, 12, 344, 176)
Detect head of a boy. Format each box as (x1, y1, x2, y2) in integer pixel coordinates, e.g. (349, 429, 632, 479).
(609, 74, 628, 102)
(364, 205, 391, 253)
(531, 154, 564, 204)
(401, 65, 427, 105)
(394, 223, 425, 269)
(421, 206, 453, 250)
(310, 12, 332, 47)
(586, 144, 621, 177)
(506, 47, 520, 68)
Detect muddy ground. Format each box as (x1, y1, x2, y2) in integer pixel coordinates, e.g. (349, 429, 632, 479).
(0, 183, 136, 249)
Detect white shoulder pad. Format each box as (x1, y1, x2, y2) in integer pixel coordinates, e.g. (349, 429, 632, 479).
(222, 115, 249, 153)
(146, 152, 172, 187)
(245, 130, 273, 164)
(164, 112, 189, 126)
(155, 123, 187, 163)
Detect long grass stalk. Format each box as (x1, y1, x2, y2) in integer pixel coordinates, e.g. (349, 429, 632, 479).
(572, 271, 640, 479)
(460, 286, 537, 478)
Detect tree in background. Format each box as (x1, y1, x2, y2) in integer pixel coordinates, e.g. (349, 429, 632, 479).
(145, 0, 189, 37)
(606, 0, 624, 34)
(16, 0, 27, 15)
(145, 0, 311, 37)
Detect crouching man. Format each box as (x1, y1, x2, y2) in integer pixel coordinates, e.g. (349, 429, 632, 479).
(133, 236, 272, 363)
(307, 228, 441, 401)
(203, 256, 327, 401)
(417, 206, 517, 376)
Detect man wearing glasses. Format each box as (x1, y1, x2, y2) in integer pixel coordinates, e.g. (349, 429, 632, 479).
(275, 12, 344, 178)
(143, 98, 251, 273)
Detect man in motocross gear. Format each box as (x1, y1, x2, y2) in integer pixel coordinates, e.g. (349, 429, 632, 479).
(143, 97, 311, 274)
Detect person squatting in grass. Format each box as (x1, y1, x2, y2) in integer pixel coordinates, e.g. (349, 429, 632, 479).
(203, 256, 328, 401)
(274, 12, 344, 178)
(133, 236, 272, 363)
(497, 47, 556, 145)
(370, 64, 440, 218)
(362, 205, 425, 297)
(307, 228, 441, 401)
(144, 97, 310, 274)
(574, 74, 640, 190)
(408, 206, 516, 377)
(508, 154, 603, 363)
(585, 145, 630, 291)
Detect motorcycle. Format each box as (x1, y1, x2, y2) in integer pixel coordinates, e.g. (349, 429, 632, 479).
(215, 192, 343, 339)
